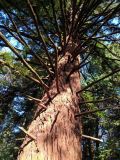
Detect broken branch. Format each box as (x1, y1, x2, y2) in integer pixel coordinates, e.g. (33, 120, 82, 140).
(27, 95, 42, 103)
(82, 134, 103, 142)
(18, 126, 36, 140)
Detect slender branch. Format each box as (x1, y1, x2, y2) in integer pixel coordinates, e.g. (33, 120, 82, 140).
(26, 95, 47, 109)
(18, 126, 36, 140)
(59, 0, 67, 45)
(68, 44, 95, 78)
(79, 97, 115, 104)
(70, 0, 77, 35)
(0, 24, 53, 76)
(1, 25, 39, 41)
(78, 1, 114, 36)
(92, 30, 120, 40)
(74, 1, 101, 36)
(73, 0, 88, 32)
(0, 60, 41, 86)
(96, 40, 120, 59)
(51, 0, 62, 46)
(16, 138, 25, 141)
(9, 10, 36, 36)
(75, 106, 120, 118)
(40, 1, 54, 25)
(26, 95, 42, 103)
(0, 4, 28, 46)
(0, 25, 25, 45)
(49, 36, 59, 92)
(26, 0, 55, 72)
(82, 134, 103, 142)
(9, 21, 27, 46)
(77, 68, 120, 94)
(72, 3, 120, 59)
(0, 32, 49, 91)
(26, 76, 45, 86)
(12, 12, 53, 76)
(68, 61, 89, 80)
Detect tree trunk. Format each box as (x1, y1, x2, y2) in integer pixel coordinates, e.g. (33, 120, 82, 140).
(17, 50, 82, 160)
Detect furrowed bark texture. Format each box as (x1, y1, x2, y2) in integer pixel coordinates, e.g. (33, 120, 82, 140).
(17, 50, 82, 160)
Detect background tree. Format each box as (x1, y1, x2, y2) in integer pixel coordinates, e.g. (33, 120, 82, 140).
(0, 0, 120, 160)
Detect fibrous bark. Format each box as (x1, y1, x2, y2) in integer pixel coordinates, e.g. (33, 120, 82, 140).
(18, 49, 82, 160)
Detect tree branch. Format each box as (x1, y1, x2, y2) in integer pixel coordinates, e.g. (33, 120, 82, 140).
(26, 0, 55, 72)
(26, 95, 42, 103)
(59, 0, 67, 45)
(68, 61, 89, 80)
(51, 0, 62, 46)
(95, 40, 120, 59)
(79, 97, 115, 104)
(0, 25, 53, 76)
(82, 134, 103, 142)
(0, 32, 49, 91)
(49, 36, 60, 92)
(77, 68, 120, 94)
(75, 106, 120, 118)
(72, 3, 120, 59)
(18, 126, 36, 140)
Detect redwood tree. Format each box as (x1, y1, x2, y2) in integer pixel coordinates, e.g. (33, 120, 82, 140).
(0, 0, 120, 160)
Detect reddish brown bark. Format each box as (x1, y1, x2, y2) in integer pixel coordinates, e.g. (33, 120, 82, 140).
(17, 51, 82, 160)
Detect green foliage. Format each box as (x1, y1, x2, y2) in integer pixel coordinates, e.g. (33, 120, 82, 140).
(0, 52, 13, 67)
(0, 50, 31, 87)
(0, 127, 18, 160)
(81, 41, 120, 159)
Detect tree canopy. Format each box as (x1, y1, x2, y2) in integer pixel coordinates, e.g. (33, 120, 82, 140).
(0, 0, 120, 159)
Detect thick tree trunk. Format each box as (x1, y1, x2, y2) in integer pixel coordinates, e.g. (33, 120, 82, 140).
(17, 51, 82, 160)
